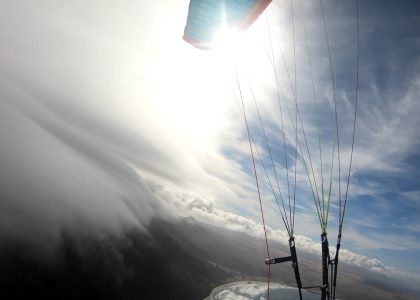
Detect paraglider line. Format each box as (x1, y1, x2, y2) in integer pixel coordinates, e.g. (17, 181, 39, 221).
(236, 68, 271, 299)
(247, 76, 292, 236)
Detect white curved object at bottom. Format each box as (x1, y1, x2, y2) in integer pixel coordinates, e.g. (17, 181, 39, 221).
(205, 281, 322, 300)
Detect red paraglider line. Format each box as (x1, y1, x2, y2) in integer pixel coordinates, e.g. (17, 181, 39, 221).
(236, 70, 271, 299)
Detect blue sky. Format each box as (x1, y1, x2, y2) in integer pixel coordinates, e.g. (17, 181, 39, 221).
(341, 0, 420, 273)
(179, 0, 420, 280)
(0, 0, 419, 288)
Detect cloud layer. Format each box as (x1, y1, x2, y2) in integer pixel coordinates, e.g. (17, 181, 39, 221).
(0, 0, 419, 288)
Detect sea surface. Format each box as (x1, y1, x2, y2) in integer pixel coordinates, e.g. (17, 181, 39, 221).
(205, 281, 321, 300)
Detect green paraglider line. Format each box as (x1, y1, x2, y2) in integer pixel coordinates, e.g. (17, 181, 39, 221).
(320, 0, 342, 234)
(248, 76, 292, 236)
(267, 12, 326, 228)
(182, 1, 360, 299)
(291, 0, 299, 239)
(265, 14, 325, 230)
(332, 1, 359, 299)
(265, 14, 294, 235)
(233, 87, 292, 236)
(325, 123, 336, 232)
(297, 0, 327, 233)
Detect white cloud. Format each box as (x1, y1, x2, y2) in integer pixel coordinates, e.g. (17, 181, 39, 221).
(1, 0, 419, 288)
(152, 184, 420, 285)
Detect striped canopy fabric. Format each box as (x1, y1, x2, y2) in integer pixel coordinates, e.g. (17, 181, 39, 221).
(183, 0, 272, 49)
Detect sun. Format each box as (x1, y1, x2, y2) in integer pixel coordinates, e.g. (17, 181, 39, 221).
(152, 12, 274, 152)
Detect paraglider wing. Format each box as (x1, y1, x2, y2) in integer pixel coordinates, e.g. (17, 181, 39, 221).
(183, 0, 272, 49)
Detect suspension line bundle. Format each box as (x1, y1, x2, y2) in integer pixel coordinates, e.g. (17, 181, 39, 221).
(182, 0, 359, 299)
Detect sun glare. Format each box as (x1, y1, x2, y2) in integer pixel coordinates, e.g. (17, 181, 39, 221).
(154, 12, 274, 152)
(212, 23, 241, 50)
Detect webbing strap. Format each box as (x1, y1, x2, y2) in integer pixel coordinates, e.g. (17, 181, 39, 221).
(321, 233, 330, 300)
(264, 237, 303, 300)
